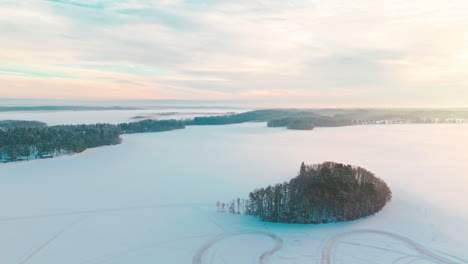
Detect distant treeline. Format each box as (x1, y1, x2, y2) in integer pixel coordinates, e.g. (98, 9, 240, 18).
(219, 162, 392, 224)
(0, 119, 185, 162)
(118, 119, 185, 133)
(0, 120, 47, 129)
(321, 108, 468, 121)
(267, 116, 352, 130)
(185, 108, 468, 129)
(185, 109, 323, 125)
(2, 108, 467, 162)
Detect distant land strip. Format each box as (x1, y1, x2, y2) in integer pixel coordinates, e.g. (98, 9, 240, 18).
(0, 106, 141, 112)
(2, 109, 467, 163)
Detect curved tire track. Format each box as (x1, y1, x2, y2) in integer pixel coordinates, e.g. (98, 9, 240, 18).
(321, 229, 459, 264)
(192, 231, 283, 264)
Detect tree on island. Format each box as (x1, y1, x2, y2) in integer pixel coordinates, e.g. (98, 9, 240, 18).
(219, 161, 392, 224)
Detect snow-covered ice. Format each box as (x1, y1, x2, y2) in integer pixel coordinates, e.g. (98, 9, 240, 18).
(0, 119, 467, 264)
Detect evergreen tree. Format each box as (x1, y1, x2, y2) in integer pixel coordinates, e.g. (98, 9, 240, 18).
(300, 162, 306, 176)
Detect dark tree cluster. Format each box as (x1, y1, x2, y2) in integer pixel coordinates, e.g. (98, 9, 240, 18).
(0, 120, 47, 129)
(118, 119, 185, 134)
(185, 109, 323, 125)
(0, 124, 121, 162)
(0, 119, 186, 162)
(286, 119, 314, 130)
(223, 162, 391, 224)
(267, 117, 352, 129)
(184, 109, 352, 129)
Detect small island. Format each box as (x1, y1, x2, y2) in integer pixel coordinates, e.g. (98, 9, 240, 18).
(219, 162, 391, 224)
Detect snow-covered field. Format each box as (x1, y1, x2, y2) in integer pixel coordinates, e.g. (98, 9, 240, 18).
(0, 118, 467, 264)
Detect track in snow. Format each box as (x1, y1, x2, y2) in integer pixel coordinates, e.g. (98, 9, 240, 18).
(18, 228, 66, 264)
(320, 229, 463, 264)
(0, 203, 205, 222)
(192, 231, 283, 264)
(17, 216, 86, 264)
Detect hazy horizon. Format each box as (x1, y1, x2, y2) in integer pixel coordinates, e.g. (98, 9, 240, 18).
(1, 98, 468, 110)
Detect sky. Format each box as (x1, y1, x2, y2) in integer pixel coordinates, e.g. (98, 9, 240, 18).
(1, 0, 468, 107)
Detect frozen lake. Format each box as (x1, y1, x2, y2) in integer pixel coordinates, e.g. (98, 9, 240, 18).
(0, 120, 467, 264)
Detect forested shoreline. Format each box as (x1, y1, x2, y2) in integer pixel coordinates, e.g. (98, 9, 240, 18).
(1, 108, 467, 162)
(0, 119, 185, 162)
(182, 108, 467, 130)
(0, 120, 47, 129)
(218, 162, 392, 224)
(118, 119, 184, 134)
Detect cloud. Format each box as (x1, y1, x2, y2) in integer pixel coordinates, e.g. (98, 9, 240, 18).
(0, 0, 467, 106)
